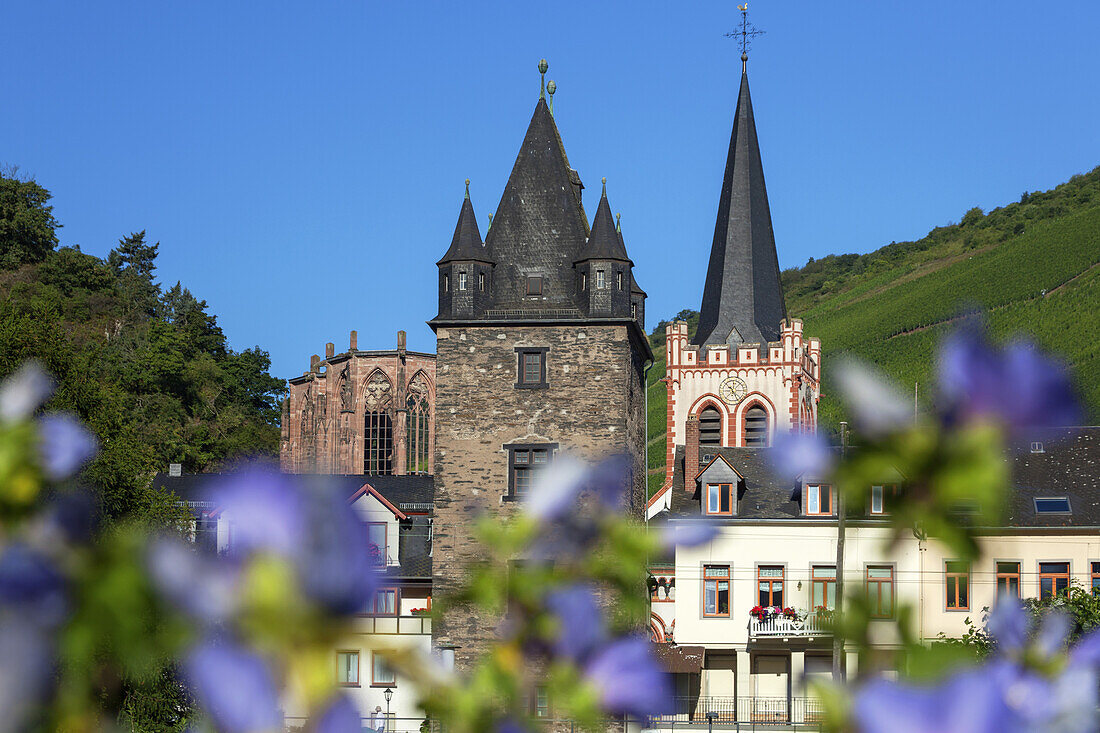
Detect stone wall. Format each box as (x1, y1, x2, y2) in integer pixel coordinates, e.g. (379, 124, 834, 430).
(432, 322, 647, 668)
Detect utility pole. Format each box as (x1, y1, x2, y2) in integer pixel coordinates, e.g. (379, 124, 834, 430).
(832, 421, 848, 683)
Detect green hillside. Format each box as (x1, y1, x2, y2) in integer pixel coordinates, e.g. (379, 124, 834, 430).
(645, 166, 1100, 496)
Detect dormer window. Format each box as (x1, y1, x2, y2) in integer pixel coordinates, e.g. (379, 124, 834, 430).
(526, 276, 543, 296)
(705, 483, 734, 516)
(805, 484, 832, 516)
(870, 484, 896, 516)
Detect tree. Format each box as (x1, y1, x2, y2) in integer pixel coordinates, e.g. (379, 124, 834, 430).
(0, 166, 60, 268)
(108, 230, 160, 314)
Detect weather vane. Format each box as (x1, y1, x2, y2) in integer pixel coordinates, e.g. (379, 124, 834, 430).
(724, 3, 765, 70)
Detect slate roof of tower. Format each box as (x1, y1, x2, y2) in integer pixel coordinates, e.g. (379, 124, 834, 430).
(576, 189, 631, 264)
(482, 97, 591, 310)
(437, 194, 490, 265)
(694, 70, 788, 347)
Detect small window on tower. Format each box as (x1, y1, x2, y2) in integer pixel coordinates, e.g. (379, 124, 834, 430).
(616, 271, 623, 290)
(581, 272, 587, 290)
(526, 276, 543, 296)
(443, 274, 449, 291)
(458, 271, 467, 291)
(478, 272, 485, 291)
(596, 270, 606, 289)
(631, 303, 637, 319)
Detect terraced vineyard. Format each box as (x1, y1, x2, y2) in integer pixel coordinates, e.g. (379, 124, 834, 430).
(645, 166, 1100, 496)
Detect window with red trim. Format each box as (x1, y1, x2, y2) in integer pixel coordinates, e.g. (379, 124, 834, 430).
(370, 588, 398, 616)
(805, 484, 832, 516)
(758, 566, 784, 607)
(703, 565, 730, 617)
(705, 483, 734, 515)
(336, 651, 359, 686)
(945, 561, 970, 610)
(866, 566, 894, 618)
(1039, 562, 1070, 600)
(996, 562, 1020, 599)
(371, 652, 396, 687)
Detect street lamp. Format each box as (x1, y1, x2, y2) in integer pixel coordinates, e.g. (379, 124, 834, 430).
(706, 711, 718, 733)
(384, 687, 393, 731)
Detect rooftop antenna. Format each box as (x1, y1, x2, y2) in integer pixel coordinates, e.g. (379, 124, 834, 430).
(724, 3, 765, 73)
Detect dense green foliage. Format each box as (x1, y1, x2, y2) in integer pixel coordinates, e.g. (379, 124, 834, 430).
(645, 166, 1100, 495)
(0, 170, 285, 523)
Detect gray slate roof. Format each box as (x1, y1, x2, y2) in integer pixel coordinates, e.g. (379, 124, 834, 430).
(662, 428, 1100, 528)
(437, 193, 491, 265)
(481, 97, 591, 311)
(576, 189, 631, 264)
(694, 70, 788, 347)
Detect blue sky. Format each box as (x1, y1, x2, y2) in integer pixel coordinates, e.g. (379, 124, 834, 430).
(4, 1, 1099, 381)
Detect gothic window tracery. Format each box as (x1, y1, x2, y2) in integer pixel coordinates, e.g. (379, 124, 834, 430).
(406, 372, 432, 474)
(363, 371, 393, 475)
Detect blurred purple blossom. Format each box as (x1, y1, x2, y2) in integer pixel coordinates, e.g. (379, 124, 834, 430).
(852, 600, 1100, 733)
(314, 694, 362, 733)
(40, 490, 97, 545)
(939, 328, 1081, 434)
(833, 358, 913, 437)
(524, 454, 588, 521)
(148, 537, 239, 625)
(0, 362, 54, 422)
(0, 619, 54, 733)
(0, 543, 68, 629)
(183, 638, 283, 733)
(293, 486, 380, 614)
(210, 468, 305, 557)
(770, 430, 835, 481)
(583, 637, 673, 718)
(658, 522, 719, 550)
(544, 584, 607, 662)
(37, 413, 97, 480)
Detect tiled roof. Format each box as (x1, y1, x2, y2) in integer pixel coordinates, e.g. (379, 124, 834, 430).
(437, 193, 491, 265)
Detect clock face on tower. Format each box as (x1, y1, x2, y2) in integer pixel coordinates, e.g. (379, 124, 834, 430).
(719, 377, 748, 405)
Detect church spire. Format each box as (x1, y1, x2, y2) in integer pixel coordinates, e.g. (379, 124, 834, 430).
(694, 60, 786, 347)
(437, 179, 490, 265)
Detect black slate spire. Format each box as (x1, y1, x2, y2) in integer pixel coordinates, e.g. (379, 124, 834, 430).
(576, 180, 631, 264)
(437, 180, 491, 265)
(483, 97, 590, 310)
(694, 69, 787, 346)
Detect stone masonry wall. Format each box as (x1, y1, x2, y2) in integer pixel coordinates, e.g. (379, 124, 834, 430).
(432, 323, 647, 668)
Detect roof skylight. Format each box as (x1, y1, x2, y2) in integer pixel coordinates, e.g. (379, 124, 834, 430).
(1034, 497, 1071, 514)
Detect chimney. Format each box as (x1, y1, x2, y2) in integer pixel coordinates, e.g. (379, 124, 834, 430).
(325, 342, 334, 359)
(685, 415, 700, 492)
(168, 463, 182, 477)
(350, 330, 358, 351)
(310, 354, 320, 373)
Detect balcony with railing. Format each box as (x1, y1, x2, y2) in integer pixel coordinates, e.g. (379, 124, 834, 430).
(648, 696, 827, 726)
(353, 614, 432, 635)
(748, 610, 832, 639)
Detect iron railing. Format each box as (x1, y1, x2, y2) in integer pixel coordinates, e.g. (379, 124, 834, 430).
(648, 696, 828, 725)
(748, 613, 831, 638)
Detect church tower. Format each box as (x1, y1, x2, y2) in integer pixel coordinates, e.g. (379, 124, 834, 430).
(655, 54, 821, 503)
(430, 61, 652, 668)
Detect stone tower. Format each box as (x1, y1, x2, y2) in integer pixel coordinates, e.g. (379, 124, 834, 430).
(653, 61, 821, 510)
(429, 62, 652, 668)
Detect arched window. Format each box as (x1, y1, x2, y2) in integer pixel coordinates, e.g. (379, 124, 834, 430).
(363, 371, 393, 475)
(744, 405, 769, 446)
(406, 373, 432, 474)
(699, 406, 722, 446)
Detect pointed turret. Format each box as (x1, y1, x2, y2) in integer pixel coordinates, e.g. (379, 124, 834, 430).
(436, 180, 494, 320)
(575, 179, 635, 318)
(694, 69, 787, 347)
(483, 96, 590, 310)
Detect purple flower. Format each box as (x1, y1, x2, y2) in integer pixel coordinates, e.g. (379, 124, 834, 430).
(293, 486, 380, 614)
(770, 430, 835, 481)
(987, 598, 1028, 653)
(0, 543, 68, 629)
(658, 521, 719, 550)
(211, 468, 305, 558)
(496, 720, 528, 733)
(314, 694, 362, 733)
(583, 637, 673, 717)
(147, 536, 240, 625)
(523, 455, 588, 521)
(938, 327, 1081, 434)
(183, 638, 282, 733)
(852, 665, 1009, 733)
(0, 362, 54, 421)
(41, 490, 97, 545)
(37, 413, 97, 480)
(0, 617, 55, 733)
(544, 584, 607, 662)
(833, 358, 913, 437)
